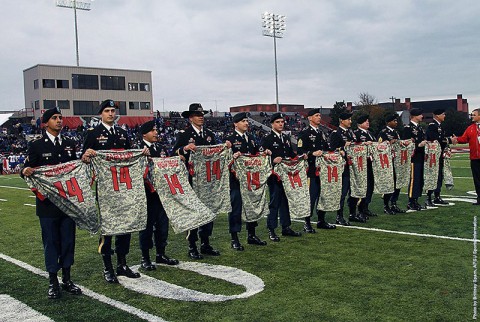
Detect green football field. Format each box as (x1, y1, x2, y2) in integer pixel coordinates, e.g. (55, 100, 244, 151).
(0, 153, 477, 321)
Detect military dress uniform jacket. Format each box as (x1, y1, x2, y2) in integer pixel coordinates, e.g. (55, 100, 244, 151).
(82, 124, 131, 152)
(426, 120, 452, 152)
(401, 122, 425, 163)
(172, 126, 218, 162)
(353, 128, 376, 143)
(329, 127, 355, 152)
(23, 134, 77, 218)
(260, 131, 296, 162)
(297, 126, 329, 177)
(226, 132, 259, 186)
(378, 127, 401, 142)
(142, 140, 166, 194)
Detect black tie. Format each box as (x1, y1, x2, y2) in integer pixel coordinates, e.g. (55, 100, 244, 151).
(54, 136, 60, 147)
(242, 134, 247, 142)
(199, 130, 204, 138)
(110, 127, 115, 136)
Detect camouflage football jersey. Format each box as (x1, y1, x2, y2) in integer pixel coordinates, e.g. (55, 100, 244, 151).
(424, 141, 441, 192)
(151, 156, 216, 233)
(189, 144, 232, 215)
(369, 142, 395, 194)
(92, 150, 148, 235)
(315, 152, 346, 212)
(392, 140, 415, 189)
(273, 158, 310, 219)
(443, 147, 454, 190)
(24, 160, 100, 234)
(345, 144, 369, 198)
(231, 154, 272, 222)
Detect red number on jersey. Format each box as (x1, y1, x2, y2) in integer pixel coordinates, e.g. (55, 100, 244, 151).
(53, 177, 84, 202)
(379, 153, 390, 169)
(164, 174, 185, 195)
(246, 171, 261, 191)
(110, 166, 133, 191)
(356, 156, 364, 172)
(205, 160, 221, 182)
(287, 171, 303, 188)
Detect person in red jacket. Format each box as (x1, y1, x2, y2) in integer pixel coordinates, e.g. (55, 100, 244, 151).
(456, 108, 480, 205)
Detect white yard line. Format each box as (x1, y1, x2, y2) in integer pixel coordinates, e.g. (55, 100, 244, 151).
(0, 253, 167, 322)
(0, 185, 30, 191)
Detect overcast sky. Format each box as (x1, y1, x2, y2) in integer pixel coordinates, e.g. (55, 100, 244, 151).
(1, 0, 479, 112)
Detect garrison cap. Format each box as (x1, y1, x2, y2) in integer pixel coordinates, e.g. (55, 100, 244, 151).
(99, 99, 118, 114)
(339, 111, 353, 120)
(233, 112, 248, 123)
(356, 114, 369, 124)
(270, 112, 285, 123)
(433, 108, 445, 115)
(409, 108, 423, 116)
(42, 107, 62, 123)
(140, 120, 156, 135)
(181, 103, 209, 118)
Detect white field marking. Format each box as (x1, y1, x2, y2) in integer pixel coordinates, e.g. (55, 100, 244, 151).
(453, 176, 473, 178)
(121, 262, 265, 302)
(0, 185, 30, 191)
(0, 199, 7, 202)
(0, 253, 167, 322)
(468, 191, 479, 196)
(29, 195, 36, 198)
(0, 294, 54, 322)
(23, 204, 36, 207)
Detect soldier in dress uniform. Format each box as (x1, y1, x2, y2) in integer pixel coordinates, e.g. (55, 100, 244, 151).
(378, 114, 406, 214)
(82, 99, 140, 283)
(138, 120, 179, 270)
(21, 107, 82, 299)
(329, 111, 357, 225)
(172, 103, 227, 259)
(260, 112, 302, 242)
(425, 108, 456, 206)
(297, 108, 336, 233)
(401, 108, 427, 211)
(352, 114, 376, 220)
(225, 112, 267, 251)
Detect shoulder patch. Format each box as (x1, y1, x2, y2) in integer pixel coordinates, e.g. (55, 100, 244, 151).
(297, 139, 303, 147)
(88, 127, 94, 131)
(179, 130, 185, 133)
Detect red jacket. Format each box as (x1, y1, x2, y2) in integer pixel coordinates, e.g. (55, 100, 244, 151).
(457, 123, 480, 160)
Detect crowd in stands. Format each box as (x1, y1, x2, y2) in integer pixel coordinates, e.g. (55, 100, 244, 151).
(0, 112, 306, 174)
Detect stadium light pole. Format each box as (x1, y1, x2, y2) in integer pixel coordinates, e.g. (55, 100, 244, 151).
(262, 12, 286, 112)
(56, 0, 92, 66)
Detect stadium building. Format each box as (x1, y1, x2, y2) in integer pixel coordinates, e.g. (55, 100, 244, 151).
(23, 64, 154, 128)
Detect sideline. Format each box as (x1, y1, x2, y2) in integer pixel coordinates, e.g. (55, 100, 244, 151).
(0, 253, 167, 322)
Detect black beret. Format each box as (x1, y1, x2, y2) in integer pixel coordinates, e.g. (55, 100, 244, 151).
(385, 114, 398, 123)
(307, 108, 321, 117)
(99, 99, 118, 114)
(140, 120, 156, 135)
(409, 108, 423, 116)
(433, 108, 445, 115)
(181, 103, 209, 118)
(42, 107, 61, 123)
(356, 114, 369, 124)
(339, 111, 353, 120)
(233, 112, 247, 123)
(270, 112, 285, 123)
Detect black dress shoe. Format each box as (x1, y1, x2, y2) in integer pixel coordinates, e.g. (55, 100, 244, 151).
(384, 205, 395, 215)
(140, 258, 156, 271)
(473, 202, 480, 206)
(416, 201, 427, 210)
(335, 217, 351, 226)
(103, 269, 119, 283)
(390, 204, 406, 213)
(188, 247, 204, 260)
(316, 221, 336, 229)
(48, 282, 61, 299)
(363, 209, 377, 217)
(247, 235, 267, 245)
(200, 244, 221, 256)
(156, 255, 179, 265)
(348, 214, 366, 223)
(62, 281, 82, 295)
(281, 227, 302, 237)
(231, 240, 245, 251)
(433, 197, 449, 205)
(407, 203, 419, 211)
(425, 199, 435, 207)
(303, 223, 316, 233)
(117, 265, 141, 278)
(268, 230, 280, 242)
